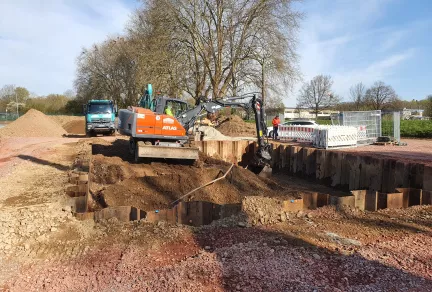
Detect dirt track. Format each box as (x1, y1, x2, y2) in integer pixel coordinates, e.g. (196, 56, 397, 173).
(0, 136, 431, 291)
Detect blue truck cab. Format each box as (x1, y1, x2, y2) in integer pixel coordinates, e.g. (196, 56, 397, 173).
(83, 100, 117, 136)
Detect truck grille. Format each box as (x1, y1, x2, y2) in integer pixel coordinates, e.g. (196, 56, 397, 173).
(91, 118, 111, 123)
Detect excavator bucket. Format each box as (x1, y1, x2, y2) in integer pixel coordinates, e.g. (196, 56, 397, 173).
(257, 165, 273, 178)
(247, 163, 272, 178)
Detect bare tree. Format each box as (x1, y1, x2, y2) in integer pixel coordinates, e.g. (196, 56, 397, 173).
(349, 82, 365, 110)
(144, 0, 301, 100)
(265, 94, 285, 116)
(365, 81, 397, 110)
(297, 75, 340, 118)
(74, 37, 143, 107)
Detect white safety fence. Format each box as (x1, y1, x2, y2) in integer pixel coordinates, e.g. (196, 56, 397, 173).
(278, 125, 359, 149)
(313, 126, 358, 149)
(278, 125, 316, 143)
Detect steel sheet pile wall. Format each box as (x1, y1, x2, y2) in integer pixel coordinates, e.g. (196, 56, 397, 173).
(195, 140, 432, 192)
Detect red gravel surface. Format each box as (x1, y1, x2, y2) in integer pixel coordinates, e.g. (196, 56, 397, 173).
(337, 139, 432, 166)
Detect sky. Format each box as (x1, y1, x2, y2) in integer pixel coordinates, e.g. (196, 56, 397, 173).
(0, 0, 431, 106)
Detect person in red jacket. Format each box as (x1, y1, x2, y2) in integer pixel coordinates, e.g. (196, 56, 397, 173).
(272, 115, 280, 140)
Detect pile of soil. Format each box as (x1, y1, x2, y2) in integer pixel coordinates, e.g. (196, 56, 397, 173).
(0, 109, 66, 137)
(50, 116, 86, 134)
(217, 115, 257, 137)
(90, 139, 300, 211)
(197, 126, 231, 140)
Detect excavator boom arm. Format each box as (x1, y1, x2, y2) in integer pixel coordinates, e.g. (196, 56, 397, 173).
(177, 94, 272, 164)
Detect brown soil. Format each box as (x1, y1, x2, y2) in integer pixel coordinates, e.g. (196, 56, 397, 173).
(1, 136, 431, 291)
(0, 109, 66, 137)
(217, 115, 257, 137)
(50, 116, 86, 134)
(90, 139, 305, 211)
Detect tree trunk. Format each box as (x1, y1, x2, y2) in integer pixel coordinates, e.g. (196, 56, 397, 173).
(261, 63, 265, 105)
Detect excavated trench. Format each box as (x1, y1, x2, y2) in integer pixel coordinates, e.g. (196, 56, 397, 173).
(66, 139, 432, 226)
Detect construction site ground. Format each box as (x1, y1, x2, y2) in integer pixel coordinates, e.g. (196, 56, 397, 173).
(274, 138, 432, 166)
(0, 134, 431, 291)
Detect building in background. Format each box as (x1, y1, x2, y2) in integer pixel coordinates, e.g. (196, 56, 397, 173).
(284, 107, 339, 120)
(402, 108, 425, 120)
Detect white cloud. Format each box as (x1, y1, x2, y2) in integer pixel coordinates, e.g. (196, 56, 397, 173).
(0, 0, 132, 95)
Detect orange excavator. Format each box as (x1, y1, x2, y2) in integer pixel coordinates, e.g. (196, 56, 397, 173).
(117, 85, 272, 172)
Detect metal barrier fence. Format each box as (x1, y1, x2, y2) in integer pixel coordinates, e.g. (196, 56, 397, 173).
(332, 110, 381, 144)
(0, 113, 19, 121)
(278, 125, 359, 149)
(278, 125, 316, 143)
(382, 111, 401, 143)
(313, 126, 358, 149)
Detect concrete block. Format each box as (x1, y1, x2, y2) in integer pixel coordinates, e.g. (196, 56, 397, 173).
(423, 165, 432, 191)
(330, 195, 355, 208)
(303, 192, 330, 209)
(282, 199, 304, 212)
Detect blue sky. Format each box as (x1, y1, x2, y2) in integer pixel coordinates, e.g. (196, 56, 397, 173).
(0, 0, 430, 106)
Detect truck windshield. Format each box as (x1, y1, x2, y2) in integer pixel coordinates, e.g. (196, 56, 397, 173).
(88, 104, 112, 114)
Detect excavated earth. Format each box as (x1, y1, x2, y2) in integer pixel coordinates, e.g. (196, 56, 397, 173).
(0, 135, 431, 291)
(90, 138, 304, 211)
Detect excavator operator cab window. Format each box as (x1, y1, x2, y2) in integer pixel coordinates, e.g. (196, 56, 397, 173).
(164, 100, 188, 117)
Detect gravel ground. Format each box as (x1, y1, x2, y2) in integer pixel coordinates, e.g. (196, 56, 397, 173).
(0, 136, 431, 291)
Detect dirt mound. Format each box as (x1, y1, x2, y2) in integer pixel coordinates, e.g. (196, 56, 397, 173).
(0, 109, 66, 137)
(50, 116, 86, 134)
(63, 120, 85, 134)
(90, 139, 291, 211)
(217, 115, 257, 137)
(197, 126, 230, 140)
